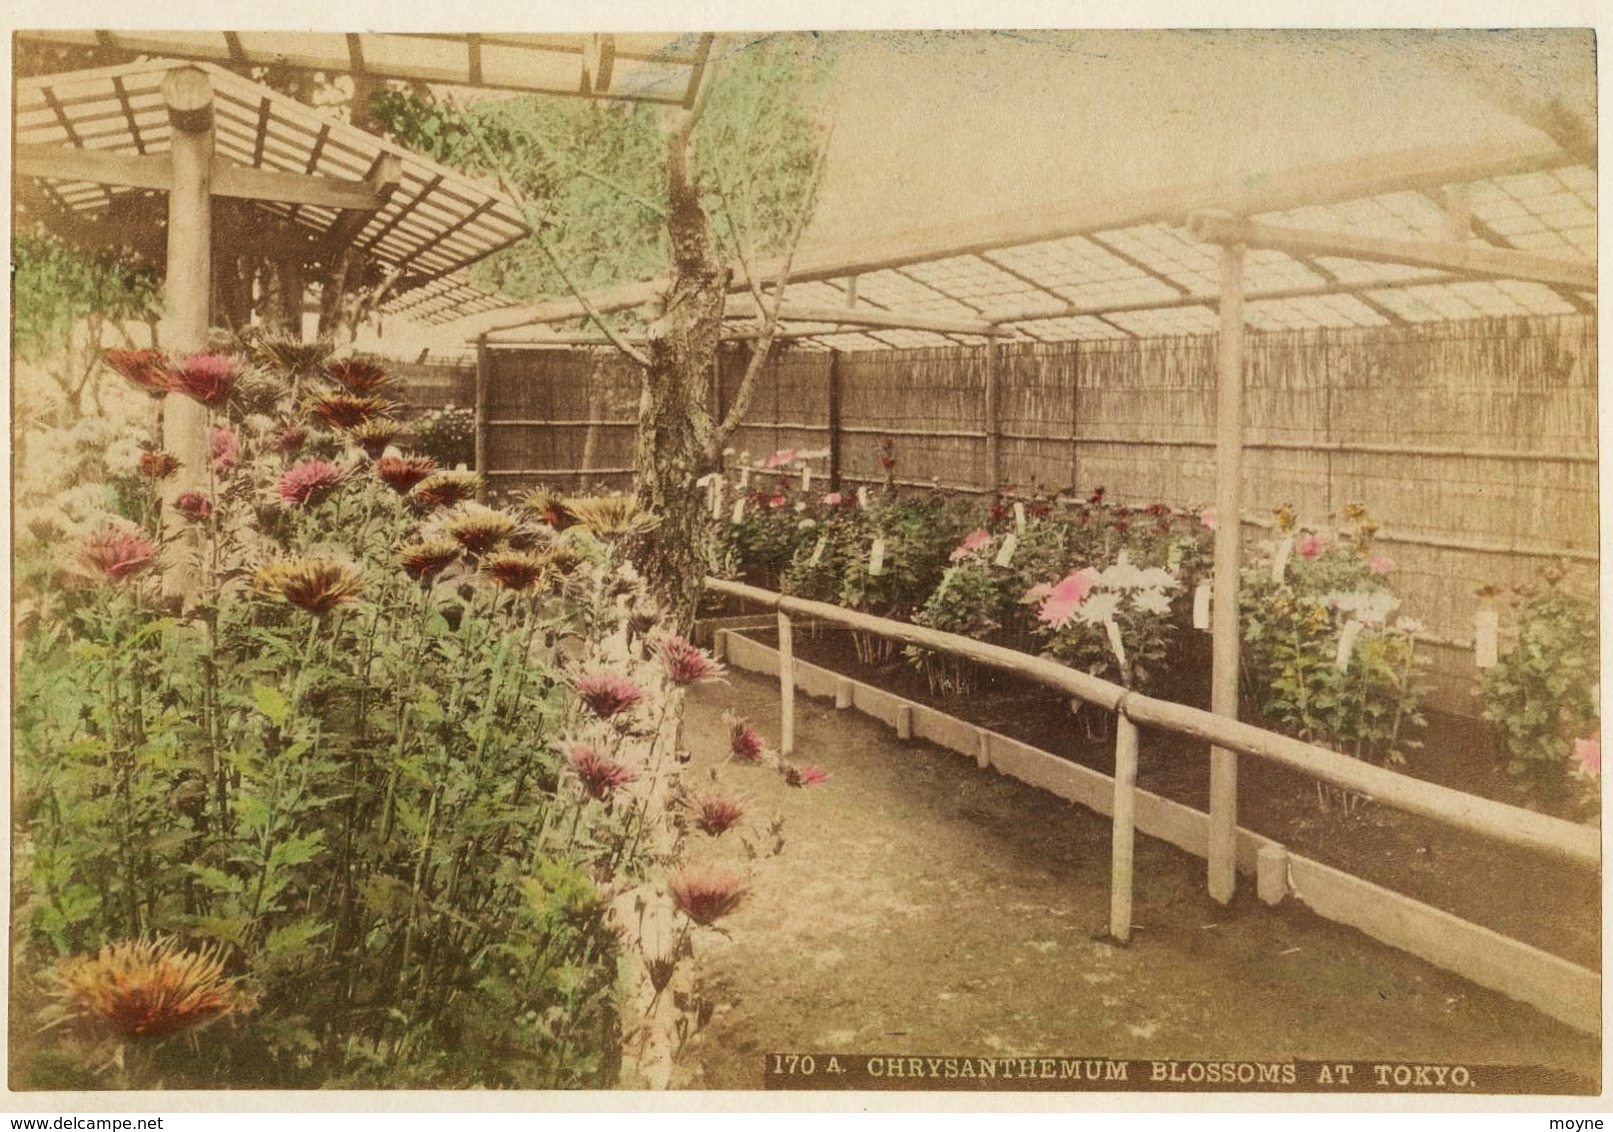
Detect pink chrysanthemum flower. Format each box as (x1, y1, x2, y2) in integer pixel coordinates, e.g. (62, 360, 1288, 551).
(174, 492, 212, 520)
(81, 528, 155, 582)
(138, 451, 181, 479)
(575, 671, 645, 718)
(726, 712, 765, 763)
(169, 352, 235, 406)
(951, 529, 993, 561)
(569, 743, 636, 801)
(694, 793, 744, 835)
(376, 454, 438, 493)
(781, 763, 830, 788)
(1200, 507, 1218, 530)
(210, 426, 238, 475)
(823, 492, 843, 506)
(1574, 736, 1601, 777)
(105, 348, 171, 395)
(668, 869, 745, 926)
(1036, 568, 1099, 629)
(1296, 533, 1328, 559)
(762, 449, 798, 469)
(659, 635, 726, 686)
(1368, 555, 1396, 575)
(278, 460, 346, 506)
(267, 423, 308, 454)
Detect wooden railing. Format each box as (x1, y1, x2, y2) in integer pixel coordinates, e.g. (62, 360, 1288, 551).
(704, 576, 1599, 945)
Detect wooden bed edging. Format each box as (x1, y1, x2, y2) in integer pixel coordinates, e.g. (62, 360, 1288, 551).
(715, 627, 1600, 1035)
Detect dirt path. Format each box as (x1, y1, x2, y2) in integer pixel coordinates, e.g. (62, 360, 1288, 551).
(669, 670, 1598, 1092)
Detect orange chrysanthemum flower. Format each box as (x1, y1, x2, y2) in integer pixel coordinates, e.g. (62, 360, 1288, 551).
(253, 558, 363, 615)
(446, 509, 517, 557)
(323, 356, 391, 393)
(376, 454, 438, 493)
(306, 392, 394, 430)
(138, 451, 181, 479)
(105, 348, 171, 395)
(481, 550, 553, 592)
(399, 539, 462, 582)
(411, 471, 482, 510)
(51, 937, 256, 1038)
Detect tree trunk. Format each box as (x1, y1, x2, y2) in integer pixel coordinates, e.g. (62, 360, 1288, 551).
(634, 126, 728, 629)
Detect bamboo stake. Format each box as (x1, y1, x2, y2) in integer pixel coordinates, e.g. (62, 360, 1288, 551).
(1110, 714, 1140, 943)
(984, 335, 1001, 491)
(473, 332, 489, 492)
(778, 610, 795, 756)
(1209, 242, 1246, 905)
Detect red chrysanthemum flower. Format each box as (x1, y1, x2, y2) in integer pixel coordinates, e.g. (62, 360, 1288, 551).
(376, 454, 438, 493)
(782, 764, 830, 788)
(277, 460, 347, 506)
(307, 392, 393, 430)
(81, 528, 155, 582)
(138, 451, 181, 479)
(668, 869, 745, 926)
(481, 550, 553, 592)
(411, 471, 482, 510)
(659, 635, 725, 686)
(725, 712, 765, 763)
(174, 492, 212, 520)
(568, 743, 636, 801)
(575, 671, 645, 718)
(210, 426, 238, 475)
(267, 423, 309, 454)
(399, 539, 462, 582)
(693, 793, 744, 835)
(50, 937, 256, 1038)
(323, 356, 391, 393)
(169, 352, 235, 406)
(104, 348, 171, 395)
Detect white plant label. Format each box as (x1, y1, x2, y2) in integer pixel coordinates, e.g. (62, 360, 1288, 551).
(1013, 501, 1026, 534)
(993, 532, 1019, 567)
(1474, 608, 1499, 669)
(801, 466, 812, 493)
(1193, 581, 1212, 630)
(1104, 618, 1128, 670)
(1167, 540, 1183, 570)
(708, 478, 724, 520)
(1335, 619, 1364, 673)
(739, 467, 750, 489)
(868, 536, 886, 576)
(1272, 537, 1294, 584)
(857, 485, 869, 508)
(731, 497, 746, 524)
(808, 534, 827, 566)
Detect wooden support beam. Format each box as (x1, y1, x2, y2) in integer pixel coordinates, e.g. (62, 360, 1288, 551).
(1187, 210, 1596, 291)
(323, 152, 404, 253)
(14, 144, 391, 211)
(726, 297, 1001, 337)
(1208, 241, 1245, 905)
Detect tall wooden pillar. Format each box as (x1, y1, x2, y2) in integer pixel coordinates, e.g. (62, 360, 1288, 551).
(160, 66, 214, 602)
(474, 333, 490, 495)
(1207, 241, 1246, 903)
(983, 334, 1001, 491)
(826, 349, 843, 490)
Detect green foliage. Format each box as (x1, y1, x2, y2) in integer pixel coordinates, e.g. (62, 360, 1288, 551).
(411, 405, 477, 470)
(1481, 581, 1600, 807)
(12, 232, 162, 364)
(906, 561, 1004, 695)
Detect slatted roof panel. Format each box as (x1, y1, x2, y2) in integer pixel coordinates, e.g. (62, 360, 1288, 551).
(16, 59, 530, 297)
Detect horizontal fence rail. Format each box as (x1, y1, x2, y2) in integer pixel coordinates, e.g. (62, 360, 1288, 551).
(704, 575, 1599, 869)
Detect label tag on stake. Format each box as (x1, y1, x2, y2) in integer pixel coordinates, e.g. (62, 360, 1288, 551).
(857, 485, 869, 509)
(1272, 537, 1294, 584)
(1193, 581, 1212, 630)
(1105, 618, 1128, 671)
(809, 534, 827, 566)
(1013, 501, 1026, 534)
(739, 467, 750, 489)
(994, 532, 1019, 567)
(801, 465, 812, 493)
(1475, 607, 1499, 669)
(731, 497, 746, 524)
(1335, 620, 1364, 673)
(868, 536, 886, 576)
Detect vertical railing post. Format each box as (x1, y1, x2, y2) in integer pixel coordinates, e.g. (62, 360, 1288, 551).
(777, 609, 795, 756)
(473, 332, 489, 498)
(1208, 241, 1247, 904)
(827, 349, 843, 491)
(1110, 713, 1140, 943)
(983, 334, 1001, 492)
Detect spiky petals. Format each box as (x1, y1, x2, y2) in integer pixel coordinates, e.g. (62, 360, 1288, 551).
(210, 426, 238, 475)
(412, 471, 482, 510)
(725, 712, 766, 763)
(524, 490, 573, 531)
(693, 793, 744, 835)
(659, 635, 725, 686)
(344, 419, 411, 459)
(105, 348, 171, 395)
(376, 454, 438, 493)
(568, 744, 636, 801)
(253, 334, 334, 376)
(81, 528, 155, 582)
(668, 870, 745, 926)
(306, 392, 394, 430)
(277, 460, 347, 506)
(561, 495, 655, 536)
(446, 508, 517, 557)
(138, 451, 181, 479)
(482, 550, 552, 592)
(399, 540, 462, 582)
(323, 356, 391, 393)
(50, 937, 256, 1038)
(169, 353, 235, 406)
(267, 423, 309, 454)
(253, 558, 363, 615)
(782, 763, 830, 788)
(575, 671, 645, 719)
(174, 492, 213, 520)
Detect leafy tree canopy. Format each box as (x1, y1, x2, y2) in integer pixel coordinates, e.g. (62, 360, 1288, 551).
(12, 231, 163, 364)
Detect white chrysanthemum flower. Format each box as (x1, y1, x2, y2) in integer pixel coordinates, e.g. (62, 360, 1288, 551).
(1138, 567, 1180, 591)
(1100, 562, 1146, 589)
(1131, 588, 1174, 616)
(1076, 591, 1123, 625)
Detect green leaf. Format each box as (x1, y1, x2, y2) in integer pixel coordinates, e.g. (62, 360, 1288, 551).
(253, 683, 292, 727)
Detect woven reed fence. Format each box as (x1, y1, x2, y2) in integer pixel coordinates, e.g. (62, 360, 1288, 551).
(481, 313, 1596, 712)
(385, 358, 476, 417)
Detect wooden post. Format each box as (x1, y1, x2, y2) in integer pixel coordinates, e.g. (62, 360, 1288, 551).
(159, 66, 214, 604)
(895, 703, 914, 741)
(1068, 343, 1081, 492)
(473, 333, 490, 494)
(834, 676, 853, 710)
(1110, 714, 1140, 943)
(777, 610, 795, 756)
(983, 336, 1000, 491)
(827, 349, 843, 491)
(1208, 241, 1246, 904)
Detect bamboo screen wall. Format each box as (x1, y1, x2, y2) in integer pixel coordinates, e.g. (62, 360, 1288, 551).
(482, 313, 1597, 712)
